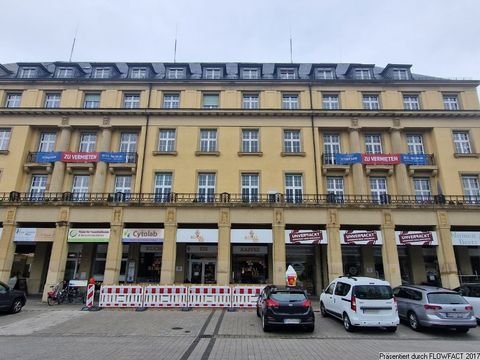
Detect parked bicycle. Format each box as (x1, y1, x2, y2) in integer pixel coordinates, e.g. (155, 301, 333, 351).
(47, 280, 86, 306)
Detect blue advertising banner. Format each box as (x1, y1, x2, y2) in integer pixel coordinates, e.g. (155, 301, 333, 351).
(401, 154, 428, 165)
(36, 152, 62, 163)
(335, 153, 362, 165)
(99, 152, 129, 163)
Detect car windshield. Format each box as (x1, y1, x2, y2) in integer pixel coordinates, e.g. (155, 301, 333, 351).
(271, 291, 306, 302)
(427, 292, 467, 304)
(354, 285, 392, 299)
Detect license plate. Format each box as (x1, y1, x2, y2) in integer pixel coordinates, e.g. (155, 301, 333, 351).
(446, 313, 462, 318)
(284, 319, 301, 324)
(363, 309, 379, 314)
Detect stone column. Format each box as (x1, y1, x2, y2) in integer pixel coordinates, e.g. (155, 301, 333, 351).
(348, 127, 366, 195)
(326, 209, 343, 282)
(390, 127, 410, 196)
(272, 208, 286, 286)
(0, 208, 17, 283)
(381, 210, 402, 287)
(103, 208, 123, 285)
(217, 208, 231, 285)
(160, 208, 177, 284)
(436, 211, 460, 288)
(49, 124, 72, 193)
(42, 208, 70, 301)
(28, 243, 49, 294)
(92, 126, 112, 193)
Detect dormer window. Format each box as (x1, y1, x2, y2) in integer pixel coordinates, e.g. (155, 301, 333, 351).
(167, 67, 185, 79)
(315, 68, 335, 80)
(93, 67, 111, 79)
(204, 68, 221, 80)
(278, 68, 296, 80)
(56, 67, 75, 78)
(130, 67, 147, 79)
(19, 67, 37, 78)
(392, 68, 409, 80)
(354, 69, 371, 80)
(241, 68, 260, 80)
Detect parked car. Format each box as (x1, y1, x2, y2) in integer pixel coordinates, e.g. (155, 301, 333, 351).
(320, 276, 399, 332)
(453, 284, 480, 324)
(393, 285, 477, 333)
(256, 285, 315, 332)
(0, 281, 26, 314)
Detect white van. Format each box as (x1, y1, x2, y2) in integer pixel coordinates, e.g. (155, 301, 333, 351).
(320, 276, 399, 332)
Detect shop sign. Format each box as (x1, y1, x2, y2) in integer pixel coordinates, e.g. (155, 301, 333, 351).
(186, 245, 217, 254)
(340, 230, 383, 245)
(395, 231, 438, 246)
(232, 246, 268, 255)
(362, 154, 401, 165)
(61, 151, 100, 163)
(231, 229, 272, 243)
(67, 229, 110, 243)
(122, 228, 164, 243)
(14, 228, 55, 242)
(140, 244, 163, 253)
(285, 230, 327, 244)
(451, 231, 480, 246)
(176, 229, 218, 243)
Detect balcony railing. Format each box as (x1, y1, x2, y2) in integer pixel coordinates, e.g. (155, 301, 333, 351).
(1, 191, 479, 208)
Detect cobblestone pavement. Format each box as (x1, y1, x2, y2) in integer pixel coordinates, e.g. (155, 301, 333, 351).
(0, 301, 478, 360)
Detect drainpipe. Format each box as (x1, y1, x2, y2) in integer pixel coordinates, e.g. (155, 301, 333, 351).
(308, 83, 320, 198)
(138, 83, 152, 196)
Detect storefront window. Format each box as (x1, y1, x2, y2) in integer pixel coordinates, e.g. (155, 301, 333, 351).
(286, 245, 315, 293)
(231, 245, 269, 284)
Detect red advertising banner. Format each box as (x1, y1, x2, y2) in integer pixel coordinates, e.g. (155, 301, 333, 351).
(61, 152, 99, 163)
(395, 231, 438, 246)
(361, 153, 400, 165)
(340, 230, 383, 245)
(286, 230, 325, 244)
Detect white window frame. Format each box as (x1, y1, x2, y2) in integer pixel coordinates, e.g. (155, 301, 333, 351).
(363, 94, 379, 110)
(158, 129, 176, 152)
(241, 173, 259, 202)
(453, 131, 472, 154)
(282, 94, 299, 109)
(241, 68, 259, 79)
(120, 133, 137, 153)
(327, 176, 344, 203)
(197, 173, 216, 203)
(354, 69, 371, 80)
(204, 68, 221, 79)
(393, 69, 409, 80)
(203, 94, 219, 109)
(279, 68, 296, 80)
(79, 133, 97, 152)
(241, 129, 259, 153)
(56, 67, 74, 78)
(285, 174, 303, 203)
(123, 93, 140, 109)
(130, 68, 147, 79)
(242, 94, 259, 109)
(45, 93, 61, 108)
(462, 175, 480, 203)
(443, 95, 459, 110)
(322, 94, 339, 110)
(29, 174, 48, 200)
(114, 175, 132, 194)
(403, 95, 420, 110)
(93, 67, 111, 79)
(0, 129, 11, 151)
(20, 67, 37, 78)
(38, 132, 56, 152)
(413, 177, 432, 202)
(72, 175, 90, 200)
(5, 93, 21, 108)
(316, 68, 335, 80)
(163, 93, 180, 109)
(200, 129, 217, 152)
(323, 134, 341, 164)
(406, 134, 425, 154)
(365, 134, 383, 154)
(167, 68, 185, 79)
(84, 93, 100, 108)
(154, 172, 173, 202)
(370, 177, 388, 204)
(284, 130, 301, 153)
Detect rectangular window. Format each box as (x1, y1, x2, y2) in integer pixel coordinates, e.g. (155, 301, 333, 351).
(241, 173, 259, 202)
(355, 69, 371, 80)
(322, 94, 339, 110)
(365, 134, 382, 154)
(393, 69, 409, 80)
(462, 175, 480, 203)
(79, 133, 97, 152)
(154, 172, 173, 202)
(84, 93, 100, 108)
(20, 67, 37, 78)
(30, 175, 48, 199)
(123, 94, 140, 108)
(370, 177, 388, 204)
(327, 176, 344, 203)
(158, 129, 176, 152)
(414, 177, 431, 202)
(403, 95, 420, 110)
(200, 129, 217, 152)
(443, 95, 459, 110)
(93, 67, 111, 79)
(406, 134, 425, 154)
(241, 129, 259, 153)
(45, 93, 61, 108)
(453, 131, 472, 154)
(167, 68, 185, 79)
(203, 94, 219, 109)
(279, 69, 296, 79)
(38, 132, 56, 152)
(0, 129, 11, 150)
(114, 175, 132, 194)
(72, 175, 90, 200)
(163, 93, 180, 109)
(316, 68, 334, 80)
(282, 94, 298, 109)
(285, 174, 303, 203)
(197, 173, 216, 203)
(5, 93, 21, 108)
(204, 68, 221, 79)
(363, 95, 379, 110)
(241, 68, 259, 79)
(130, 68, 147, 79)
(242, 94, 259, 109)
(57, 67, 74, 78)
(120, 133, 137, 153)
(284, 130, 301, 153)
(323, 134, 341, 164)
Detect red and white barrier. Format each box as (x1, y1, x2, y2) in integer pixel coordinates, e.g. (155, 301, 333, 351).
(99, 285, 143, 308)
(231, 286, 264, 308)
(188, 286, 231, 308)
(86, 283, 95, 308)
(143, 285, 188, 308)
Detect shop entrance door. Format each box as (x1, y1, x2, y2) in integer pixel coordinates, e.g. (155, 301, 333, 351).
(64, 259, 79, 281)
(190, 260, 216, 284)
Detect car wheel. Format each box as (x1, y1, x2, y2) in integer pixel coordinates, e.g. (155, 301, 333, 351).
(343, 314, 355, 332)
(262, 313, 271, 332)
(47, 296, 56, 306)
(455, 327, 469, 334)
(320, 302, 327, 318)
(10, 298, 23, 314)
(256, 306, 260, 318)
(305, 325, 315, 333)
(386, 326, 397, 333)
(408, 312, 421, 331)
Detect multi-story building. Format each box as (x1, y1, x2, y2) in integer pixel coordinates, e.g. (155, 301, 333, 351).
(0, 62, 479, 300)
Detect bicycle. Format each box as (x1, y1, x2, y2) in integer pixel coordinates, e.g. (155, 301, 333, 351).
(47, 281, 86, 305)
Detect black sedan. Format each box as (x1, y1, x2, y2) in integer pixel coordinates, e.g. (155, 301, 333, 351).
(256, 285, 315, 332)
(0, 281, 26, 314)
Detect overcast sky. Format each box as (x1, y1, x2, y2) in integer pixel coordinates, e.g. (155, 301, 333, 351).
(1, 0, 479, 80)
